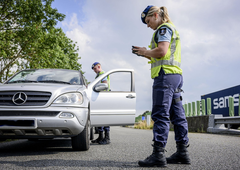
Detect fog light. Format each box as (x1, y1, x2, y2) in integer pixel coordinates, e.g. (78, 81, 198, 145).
(60, 112, 74, 118)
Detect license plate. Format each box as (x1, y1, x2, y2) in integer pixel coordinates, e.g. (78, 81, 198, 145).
(0, 120, 35, 127)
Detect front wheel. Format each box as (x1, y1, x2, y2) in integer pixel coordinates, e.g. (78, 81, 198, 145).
(71, 119, 90, 151)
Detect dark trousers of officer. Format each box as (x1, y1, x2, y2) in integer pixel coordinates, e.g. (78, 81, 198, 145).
(98, 126, 110, 132)
(151, 68, 189, 147)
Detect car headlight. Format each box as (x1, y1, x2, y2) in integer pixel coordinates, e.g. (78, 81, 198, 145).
(53, 93, 83, 105)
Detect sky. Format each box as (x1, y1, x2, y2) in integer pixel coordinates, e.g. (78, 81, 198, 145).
(52, 0, 240, 116)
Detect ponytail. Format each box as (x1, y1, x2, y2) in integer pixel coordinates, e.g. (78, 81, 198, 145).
(160, 6, 171, 23)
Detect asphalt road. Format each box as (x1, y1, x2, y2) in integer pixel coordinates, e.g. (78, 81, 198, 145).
(0, 126, 240, 170)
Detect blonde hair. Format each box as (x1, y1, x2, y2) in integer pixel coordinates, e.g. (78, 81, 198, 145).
(147, 6, 171, 24)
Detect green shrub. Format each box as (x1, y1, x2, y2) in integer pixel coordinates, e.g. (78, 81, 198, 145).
(135, 115, 142, 122)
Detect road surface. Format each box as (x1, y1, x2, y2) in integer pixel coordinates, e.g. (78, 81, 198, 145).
(0, 126, 240, 169)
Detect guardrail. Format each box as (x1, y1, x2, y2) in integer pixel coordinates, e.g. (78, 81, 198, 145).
(207, 114, 240, 134)
(183, 97, 240, 134)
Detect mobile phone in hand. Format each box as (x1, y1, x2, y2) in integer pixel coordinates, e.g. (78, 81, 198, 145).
(132, 46, 138, 55)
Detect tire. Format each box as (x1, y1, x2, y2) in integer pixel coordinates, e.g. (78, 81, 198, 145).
(71, 119, 90, 151)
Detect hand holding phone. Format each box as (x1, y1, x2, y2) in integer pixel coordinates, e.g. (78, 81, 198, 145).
(132, 46, 142, 56)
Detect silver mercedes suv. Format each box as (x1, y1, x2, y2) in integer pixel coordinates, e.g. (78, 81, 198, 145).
(0, 68, 136, 151)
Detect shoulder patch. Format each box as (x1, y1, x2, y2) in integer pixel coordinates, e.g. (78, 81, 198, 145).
(160, 28, 167, 35)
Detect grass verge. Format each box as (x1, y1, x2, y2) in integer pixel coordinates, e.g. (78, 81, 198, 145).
(134, 120, 154, 129)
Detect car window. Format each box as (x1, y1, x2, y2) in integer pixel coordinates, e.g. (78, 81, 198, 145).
(99, 72, 132, 92)
(7, 69, 83, 85)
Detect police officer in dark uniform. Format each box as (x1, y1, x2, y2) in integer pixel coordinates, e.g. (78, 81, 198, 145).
(132, 5, 191, 167)
(91, 62, 111, 145)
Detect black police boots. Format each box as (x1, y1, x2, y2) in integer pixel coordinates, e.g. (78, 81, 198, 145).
(138, 142, 167, 167)
(99, 131, 110, 145)
(91, 131, 103, 144)
(166, 143, 191, 164)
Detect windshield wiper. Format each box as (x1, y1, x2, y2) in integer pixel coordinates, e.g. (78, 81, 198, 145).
(7, 80, 38, 84)
(38, 80, 71, 84)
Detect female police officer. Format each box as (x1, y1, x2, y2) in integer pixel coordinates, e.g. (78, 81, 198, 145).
(132, 5, 191, 167)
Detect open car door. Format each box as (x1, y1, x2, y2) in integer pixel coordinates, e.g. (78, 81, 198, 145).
(86, 69, 136, 126)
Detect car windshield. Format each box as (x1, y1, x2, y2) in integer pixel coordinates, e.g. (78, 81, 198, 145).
(7, 69, 83, 85)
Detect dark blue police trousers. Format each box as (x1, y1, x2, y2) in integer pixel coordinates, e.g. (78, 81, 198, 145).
(151, 68, 189, 147)
(98, 126, 110, 132)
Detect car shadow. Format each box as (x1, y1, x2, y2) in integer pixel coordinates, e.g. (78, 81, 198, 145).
(0, 139, 71, 155)
(0, 138, 109, 156)
(0, 139, 138, 169)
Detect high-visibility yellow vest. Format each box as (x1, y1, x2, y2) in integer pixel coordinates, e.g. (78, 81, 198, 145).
(148, 22, 182, 79)
(95, 71, 110, 91)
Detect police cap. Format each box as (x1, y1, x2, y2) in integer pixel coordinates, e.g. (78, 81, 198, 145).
(141, 5, 153, 24)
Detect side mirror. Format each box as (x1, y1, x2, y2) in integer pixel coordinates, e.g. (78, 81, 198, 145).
(94, 83, 108, 92)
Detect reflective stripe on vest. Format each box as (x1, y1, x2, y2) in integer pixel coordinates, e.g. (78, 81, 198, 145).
(151, 60, 181, 68)
(149, 22, 182, 78)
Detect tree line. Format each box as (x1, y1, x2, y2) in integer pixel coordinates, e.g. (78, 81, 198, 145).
(0, 0, 83, 82)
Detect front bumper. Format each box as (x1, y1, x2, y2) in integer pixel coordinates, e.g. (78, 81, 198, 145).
(0, 106, 88, 139)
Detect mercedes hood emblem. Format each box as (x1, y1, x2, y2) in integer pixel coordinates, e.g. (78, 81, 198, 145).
(12, 92, 27, 105)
